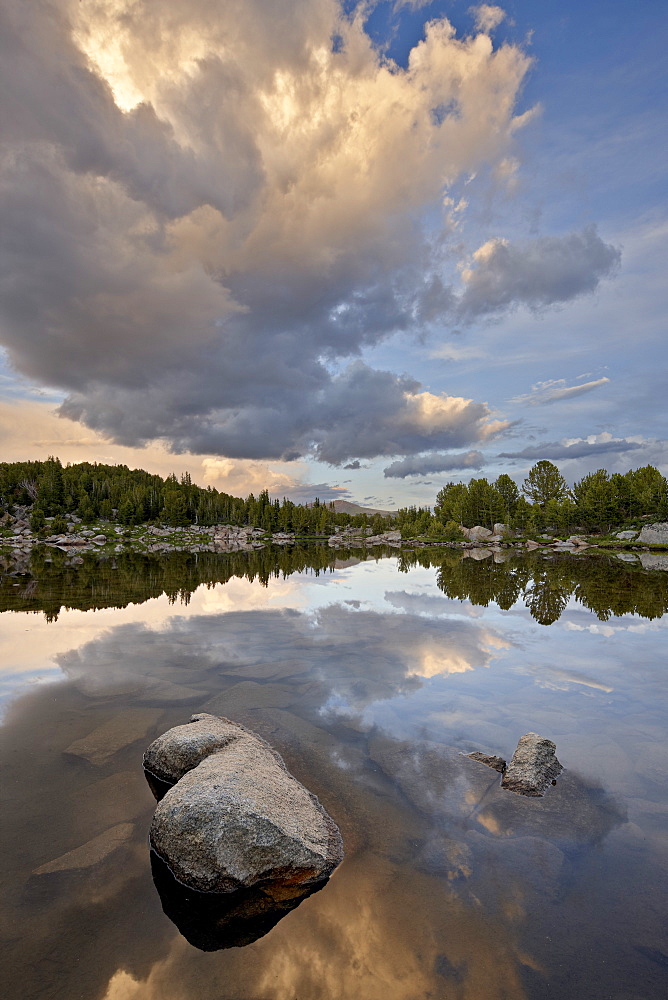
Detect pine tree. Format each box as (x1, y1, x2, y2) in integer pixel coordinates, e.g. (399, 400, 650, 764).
(522, 461, 570, 507)
(163, 491, 189, 527)
(494, 474, 520, 522)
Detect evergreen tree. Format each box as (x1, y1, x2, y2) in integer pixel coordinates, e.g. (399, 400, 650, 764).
(30, 507, 46, 533)
(78, 495, 96, 523)
(493, 474, 520, 522)
(522, 461, 571, 507)
(163, 491, 189, 527)
(51, 514, 68, 534)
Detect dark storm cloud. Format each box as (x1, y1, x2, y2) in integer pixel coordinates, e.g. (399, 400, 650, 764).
(0, 1, 620, 464)
(383, 450, 484, 478)
(60, 361, 507, 465)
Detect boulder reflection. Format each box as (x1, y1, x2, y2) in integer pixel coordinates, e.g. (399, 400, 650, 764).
(150, 851, 329, 951)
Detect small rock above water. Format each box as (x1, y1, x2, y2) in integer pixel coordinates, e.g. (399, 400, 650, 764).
(467, 732, 563, 796)
(501, 732, 563, 797)
(144, 713, 343, 895)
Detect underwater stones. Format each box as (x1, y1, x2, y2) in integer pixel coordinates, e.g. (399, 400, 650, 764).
(203, 680, 295, 716)
(501, 732, 563, 797)
(466, 751, 507, 773)
(144, 713, 343, 894)
(64, 709, 163, 766)
(32, 823, 134, 875)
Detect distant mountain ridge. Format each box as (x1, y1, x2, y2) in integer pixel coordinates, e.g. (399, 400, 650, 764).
(310, 499, 397, 518)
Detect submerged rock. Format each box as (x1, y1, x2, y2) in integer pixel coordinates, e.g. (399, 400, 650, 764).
(144, 713, 343, 895)
(32, 823, 134, 875)
(466, 751, 506, 773)
(64, 709, 163, 766)
(501, 732, 563, 797)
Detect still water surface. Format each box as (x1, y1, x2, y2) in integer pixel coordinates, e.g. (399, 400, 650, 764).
(1, 548, 667, 999)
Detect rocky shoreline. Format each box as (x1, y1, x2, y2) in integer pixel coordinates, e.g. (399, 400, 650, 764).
(1, 507, 667, 569)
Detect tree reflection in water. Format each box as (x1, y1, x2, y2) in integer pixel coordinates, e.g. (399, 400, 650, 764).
(398, 550, 668, 624)
(1, 544, 667, 625)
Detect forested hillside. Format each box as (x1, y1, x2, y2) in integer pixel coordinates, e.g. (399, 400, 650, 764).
(0, 458, 391, 536)
(2, 457, 666, 542)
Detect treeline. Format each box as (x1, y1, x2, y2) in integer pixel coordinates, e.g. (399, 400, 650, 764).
(0, 458, 392, 536)
(396, 461, 668, 537)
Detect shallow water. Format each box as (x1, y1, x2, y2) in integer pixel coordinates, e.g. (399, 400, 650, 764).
(1, 548, 667, 999)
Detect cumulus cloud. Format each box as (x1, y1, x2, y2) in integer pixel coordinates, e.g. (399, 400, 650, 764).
(60, 361, 510, 465)
(0, 1, 619, 465)
(511, 376, 611, 406)
(498, 433, 642, 461)
(383, 450, 484, 478)
(200, 458, 351, 502)
(458, 227, 620, 319)
(471, 5, 506, 33)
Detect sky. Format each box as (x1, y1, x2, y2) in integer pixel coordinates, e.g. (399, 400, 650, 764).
(0, 0, 666, 508)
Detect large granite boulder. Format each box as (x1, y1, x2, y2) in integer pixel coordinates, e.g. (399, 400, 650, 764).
(467, 525, 493, 542)
(492, 523, 513, 537)
(144, 713, 343, 894)
(638, 522, 668, 545)
(144, 713, 248, 785)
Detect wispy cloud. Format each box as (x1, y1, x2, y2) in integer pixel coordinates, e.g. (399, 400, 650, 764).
(498, 433, 641, 461)
(429, 343, 487, 362)
(511, 377, 611, 407)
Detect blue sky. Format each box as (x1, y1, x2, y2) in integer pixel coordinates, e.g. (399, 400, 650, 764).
(0, 1, 666, 507)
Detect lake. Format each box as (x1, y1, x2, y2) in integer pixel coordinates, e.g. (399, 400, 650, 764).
(1, 546, 667, 999)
